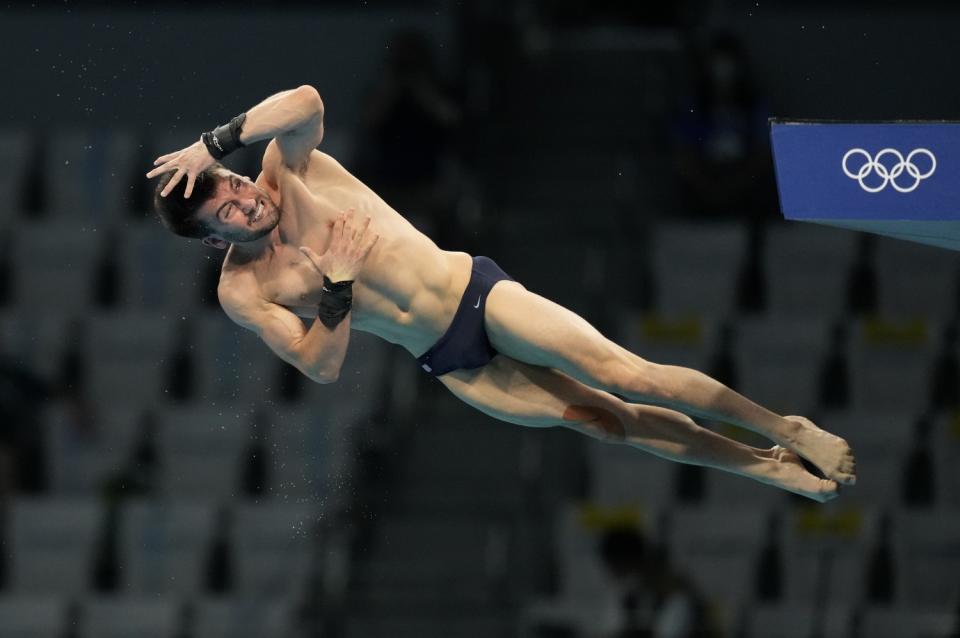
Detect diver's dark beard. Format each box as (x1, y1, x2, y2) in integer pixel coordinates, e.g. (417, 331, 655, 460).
(223, 203, 281, 243)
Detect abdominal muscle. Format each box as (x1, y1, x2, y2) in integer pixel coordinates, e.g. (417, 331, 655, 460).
(350, 243, 473, 357)
(251, 151, 474, 358)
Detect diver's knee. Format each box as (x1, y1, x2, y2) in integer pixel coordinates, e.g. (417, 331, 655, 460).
(597, 356, 664, 402)
(562, 404, 628, 443)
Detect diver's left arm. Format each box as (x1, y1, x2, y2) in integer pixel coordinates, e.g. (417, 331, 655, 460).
(147, 84, 323, 196)
(236, 86, 324, 175)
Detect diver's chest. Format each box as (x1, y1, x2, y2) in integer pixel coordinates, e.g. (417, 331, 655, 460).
(260, 240, 332, 307)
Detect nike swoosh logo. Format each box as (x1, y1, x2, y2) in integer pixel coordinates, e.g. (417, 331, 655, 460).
(473, 295, 481, 309)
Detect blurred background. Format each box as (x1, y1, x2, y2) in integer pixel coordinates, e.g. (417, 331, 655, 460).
(1, 0, 960, 636)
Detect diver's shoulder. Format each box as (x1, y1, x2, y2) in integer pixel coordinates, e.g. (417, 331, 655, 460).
(217, 261, 262, 316)
(219, 246, 262, 282)
(304, 148, 346, 177)
(262, 141, 340, 177)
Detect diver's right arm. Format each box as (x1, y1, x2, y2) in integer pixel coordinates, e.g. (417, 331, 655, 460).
(219, 285, 349, 384)
(217, 210, 377, 384)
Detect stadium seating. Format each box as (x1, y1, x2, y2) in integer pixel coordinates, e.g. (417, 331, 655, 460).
(8, 498, 102, 595)
(79, 597, 180, 638)
(118, 500, 217, 595)
(650, 221, 749, 318)
(4, 119, 960, 637)
(0, 595, 68, 638)
(762, 223, 858, 319)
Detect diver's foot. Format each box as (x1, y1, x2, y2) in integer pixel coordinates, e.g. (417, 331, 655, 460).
(764, 445, 842, 503)
(781, 415, 857, 486)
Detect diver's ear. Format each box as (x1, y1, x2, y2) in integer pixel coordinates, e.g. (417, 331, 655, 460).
(202, 236, 229, 250)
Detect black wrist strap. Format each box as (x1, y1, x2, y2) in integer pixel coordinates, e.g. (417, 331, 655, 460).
(318, 275, 353, 330)
(202, 112, 247, 160)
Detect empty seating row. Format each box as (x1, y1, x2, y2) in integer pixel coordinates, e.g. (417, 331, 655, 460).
(3, 306, 954, 412)
(0, 125, 258, 221)
(617, 312, 958, 414)
(0, 309, 395, 407)
(6, 497, 322, 598)
(40, 399, 357, 500)
(522, 599, 958, 638)
(2, 218, 958, 320)
(550, 502, 960, 611)
(0, 595, 305, 638)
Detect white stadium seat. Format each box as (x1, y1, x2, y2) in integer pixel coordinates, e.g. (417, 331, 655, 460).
(230, 501, 321, 598)
(588, 438, 676, 507)
(117, 221, 209, 310)
(0, 595, 68, 638)
(9, 498, 101, 595)
(763, 223, 858, 319)
(733, 315, 832, 416)
(0, 310, 72, 381)
(859, 605, 958, 638)
(192, 598, 299, 638)
(779, 503, 878, 604)
(892, 509, 960, 607)
(745, 603, 853, 638)
(874, 236, 960, 320)
(42, 402, 146, 495)
(84, 309, 177, 405)
(118, 499, 217, 595)
(80, 597, 180, 638)
(651, 221, 748, 318)
(666, 505, 767, 610)
(846, 317, 938, 413)
(11, 221, 102, 312)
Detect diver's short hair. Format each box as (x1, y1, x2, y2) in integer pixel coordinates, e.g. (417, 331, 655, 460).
(152, 162, 225, 239)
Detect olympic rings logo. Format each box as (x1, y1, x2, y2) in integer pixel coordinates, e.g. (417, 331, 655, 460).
(841, 148, 936, 193)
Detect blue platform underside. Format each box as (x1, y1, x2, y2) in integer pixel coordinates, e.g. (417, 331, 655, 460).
(771, 120, 960, 251)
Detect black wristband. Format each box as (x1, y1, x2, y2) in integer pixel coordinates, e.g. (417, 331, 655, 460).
(318, 275, 353, 330)
(202, 112, 247, 160)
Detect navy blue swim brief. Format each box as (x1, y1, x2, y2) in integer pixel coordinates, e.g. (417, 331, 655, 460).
(416, 255, 515, 377)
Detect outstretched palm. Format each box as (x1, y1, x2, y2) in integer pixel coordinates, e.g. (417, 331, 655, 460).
(145, 139, 217, 198)
(299, 209, 379, 283)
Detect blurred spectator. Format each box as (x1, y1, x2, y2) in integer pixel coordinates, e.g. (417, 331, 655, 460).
(0, 355, 53, 496)
(595, 527, 716, 638)
(356, 28, 463, 243)
(672, 32, 778, 220)
(100, 409, 160, 500)
(459, 0, 521, 113)
(243, 408, 269, 496)
(0, 233, 11, 308)
(165, 317, 196, 403)
(903, 415, 936, 507)
(931, 321, 959, 408)
(866, 512, 895, 604)
(93, 230, 120, 309)
(205, 505, 234, 593)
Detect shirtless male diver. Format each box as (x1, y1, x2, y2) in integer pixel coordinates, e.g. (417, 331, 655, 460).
(146, 85, 856, 502)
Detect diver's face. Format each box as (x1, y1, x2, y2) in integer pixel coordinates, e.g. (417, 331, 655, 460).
(200, 171, 280, 244)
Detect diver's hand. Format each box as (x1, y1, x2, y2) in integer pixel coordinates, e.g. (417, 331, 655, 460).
(299, 210, 379, 283)
(145, 138, 217, 198)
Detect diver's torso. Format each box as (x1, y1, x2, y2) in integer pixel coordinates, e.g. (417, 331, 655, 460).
(219, 149, 472, 357)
